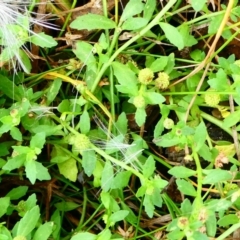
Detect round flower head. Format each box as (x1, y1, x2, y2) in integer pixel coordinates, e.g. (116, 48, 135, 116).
(73, 134, 91, 152)
(138, 68, 154, 85)
(163, 118, 174, 129)
(133, 95, 145, 109)
(204, 89, 220, 107)
(155, 72, 170, 90)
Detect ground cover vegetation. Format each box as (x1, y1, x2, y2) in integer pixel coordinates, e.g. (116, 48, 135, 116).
(1, 0, 240, 239)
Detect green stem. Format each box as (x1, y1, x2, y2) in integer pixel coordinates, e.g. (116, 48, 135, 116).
(91, 144, 144, 180)
(216, 222, 240, 240)
(90, 0, 177, 93)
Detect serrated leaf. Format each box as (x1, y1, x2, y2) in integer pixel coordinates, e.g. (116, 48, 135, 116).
(101, 161, 114, 192)
(179, 24, 197, 47)
(122, 17, 148, 30)
(168, 166, 196, 178)
(17, 205, 40, 236)
(33, 222, 54, 240)
(3, 154, 26, 171)
(109, 210, 129, 224)
(135, 108, 146, 127)
(111, 171, 131, 189)
(176, 179, 197, 197)
(58, 157, 78, 181)
(30, 32, 57, 47)
(0, 197, 10, 218)
(80, 110, 90, 134)
(115, 112, 128, 135)
(30, 132, 46, 150)
(35, 161, 51, 181)
(120, 0, 144, 22)
(217, 214, 238, 227)
(207, 68, 229, 91)
(208, 14, 224, 34)
(149, 56, 168, 72)
(143, 194, 154, 218)
(70, 13, 116, 30)
(46, 78, 62, 105)
(159, 22, 184, 50)
(112, 61, 138, 88)
(82, 150, 96, 177)
(6, 186, 28, 200)
(203, 169, 232, 184)
(143, 156, 155, 178)
(144, 92, 165, 105)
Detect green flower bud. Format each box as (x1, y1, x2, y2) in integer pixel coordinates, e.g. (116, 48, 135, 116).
(133, 96, 145, 108)
(163, 118, 174, 129)
(177, 217, 189, 230)
(138, 68, 154, 85)
(155, 72, 170, 90)
(204, 89, 220, 107)
(74, 134, 91, 152)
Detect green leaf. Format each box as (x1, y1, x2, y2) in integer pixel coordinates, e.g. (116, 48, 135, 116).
(190, 0, 207, 11)
(33, 222, 54, 240)
(30, 32, 57, 47)
(149, 56, 168, 72)
(143, 0, 156, 21)
(206, 214, 217, 237)
(143, 156, 155, 178)
(179, 24, 197, 47)
(168, 166, 196, 178)
(112, 61, 138, 95)
(17, 205, 40, 236)
(19, 49, 32, 73)
(25, 160, 37, 184)
(35, 162, 51, 181)
(135, 108, 146, 127)
(203, 169, 232, 184)
(97, 229, 111, 240)
(176, 179, 197, 197)
(159, 22, 184, 50)
(73, 41, 96, 65)
(0, 197, 10, 218)
(70, 14, 116, 30)
(120, 0, 144, 22)
(71, 232, 96, 240)
(194, 121, 207, 151)
(208, 14, 224, 34)
(101, 161, 114, 192)
(223, 110, 240, 128)
(46, 78, 62, 105)
(144, 92, 165, 105)
(80, 110, 90, 134)
(109, 210, 129, 224)
(2, 154, 26, 171)
(55, 201, 80, 211)
(6, 186, 28, 200)
(217, 214, 239, 227)
(82, 150, 96, 177)
(0, 75, 22, 101)
(122, 17, 148, 30)
(143, 194, 154, 218)
(207, 68, 229, 91)
(51, 210, 61, 239)
(30, 132, 46, 150)
(10, 127, 22, 141)
(111, 171, 131, 189)
(58, 157, 78, 181)
(115, 112, 128, 135)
